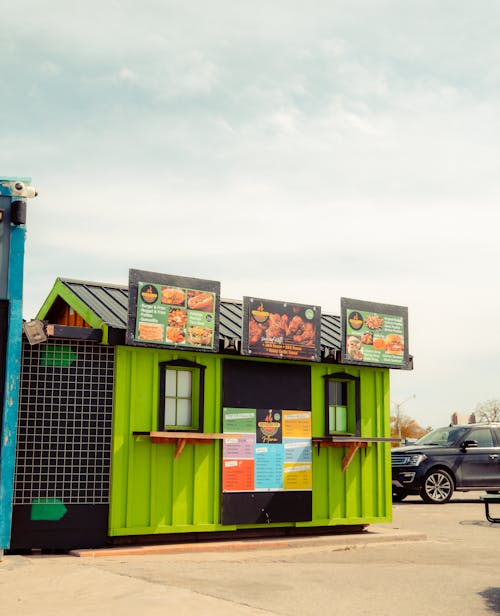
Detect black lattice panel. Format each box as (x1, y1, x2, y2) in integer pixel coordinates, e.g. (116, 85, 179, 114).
(14, 338, 114, 505)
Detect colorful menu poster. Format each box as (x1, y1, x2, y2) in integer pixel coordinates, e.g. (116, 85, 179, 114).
(127, 269, 220, 351)
(223, 408, 257, 492)
(222, 408, 312, 493)
(242, 297, 321, 362)
(340, 297, 409, 368)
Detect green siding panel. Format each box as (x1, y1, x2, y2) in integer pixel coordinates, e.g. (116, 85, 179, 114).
(109, 347, 393, 536)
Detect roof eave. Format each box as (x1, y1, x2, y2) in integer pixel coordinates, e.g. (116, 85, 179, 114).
(36, 278, 110, 344)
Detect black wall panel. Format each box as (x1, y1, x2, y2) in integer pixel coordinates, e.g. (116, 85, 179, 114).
(223, 359, 311, 409)
(222, 492, 312, 525)
(222, 358, 312, 526)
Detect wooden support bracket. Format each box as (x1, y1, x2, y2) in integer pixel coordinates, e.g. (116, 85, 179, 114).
(310, 437, 397, 472)
(148, 432, 219, 458)
(135, 432, 244, 459)
(311, 440, 368, 471)
(341, 443, 364, 472)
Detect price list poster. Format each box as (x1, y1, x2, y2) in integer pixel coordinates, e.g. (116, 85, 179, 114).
(222, 408, 312, 524)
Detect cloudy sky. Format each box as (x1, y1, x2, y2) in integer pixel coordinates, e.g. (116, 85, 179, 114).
(2, 1, 500, 429)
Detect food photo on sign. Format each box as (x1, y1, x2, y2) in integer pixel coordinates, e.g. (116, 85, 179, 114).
(242, 297, 321, 362)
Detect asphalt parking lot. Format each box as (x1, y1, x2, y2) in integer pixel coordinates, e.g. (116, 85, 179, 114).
(1, 491, 499, 616)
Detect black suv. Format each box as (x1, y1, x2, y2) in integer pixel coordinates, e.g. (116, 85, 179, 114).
(392, 423, 500, 503)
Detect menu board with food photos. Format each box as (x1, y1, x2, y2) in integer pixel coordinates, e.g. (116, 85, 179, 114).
(341, 297, 409, 369)
(241, 297, 321, 362)
(127, 268, 220, 352)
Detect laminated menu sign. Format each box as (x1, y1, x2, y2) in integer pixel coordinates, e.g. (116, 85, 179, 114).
(222, 408, 312, 493)
(127, 268, 220, 352)
(241, 297, 321, 361)
(341, 297, 410, 368)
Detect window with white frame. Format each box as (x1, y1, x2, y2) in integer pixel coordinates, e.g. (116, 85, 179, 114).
(159, 360, 205, 431)
(324, 372, 360, 436)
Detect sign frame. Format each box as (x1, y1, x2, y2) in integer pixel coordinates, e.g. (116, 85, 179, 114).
(127, 268, 220, 353)
(241, 296, 321, 362)
(340, 297, 410, 369)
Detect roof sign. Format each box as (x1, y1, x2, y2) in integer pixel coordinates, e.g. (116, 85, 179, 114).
(127, 268, 221, 352)
(340, 297, 410, 369)
(241, 296, 321, 362)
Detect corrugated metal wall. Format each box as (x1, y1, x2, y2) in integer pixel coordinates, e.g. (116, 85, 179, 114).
(109, 346, 392, 537)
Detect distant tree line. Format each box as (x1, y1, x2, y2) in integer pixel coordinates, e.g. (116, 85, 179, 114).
(390, 413, 431, 445)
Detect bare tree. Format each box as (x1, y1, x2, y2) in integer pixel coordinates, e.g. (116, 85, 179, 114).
(475, 399, 500, 423)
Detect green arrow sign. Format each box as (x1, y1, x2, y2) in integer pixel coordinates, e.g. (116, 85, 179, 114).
(31, 499, 68, 521)
(41, 345, 76, 367)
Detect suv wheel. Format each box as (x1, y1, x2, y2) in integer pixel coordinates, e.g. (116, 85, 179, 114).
(420, 469, 454, 504)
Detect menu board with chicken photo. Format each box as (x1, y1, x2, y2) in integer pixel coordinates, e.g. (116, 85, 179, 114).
(242, 297, 321, 362)
(341, 297, 409, 368)
(127, 269, 220, 352)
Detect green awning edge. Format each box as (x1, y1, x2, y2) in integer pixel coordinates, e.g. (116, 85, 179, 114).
(36, 278, 110, 344)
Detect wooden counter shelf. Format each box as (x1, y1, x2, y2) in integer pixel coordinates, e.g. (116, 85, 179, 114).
(133, 432, 399, 469)
(312, 436, 400, 472)
(132, 431, 243, 459)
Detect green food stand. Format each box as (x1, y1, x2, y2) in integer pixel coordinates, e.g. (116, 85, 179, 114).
(10, 269, 410, 550)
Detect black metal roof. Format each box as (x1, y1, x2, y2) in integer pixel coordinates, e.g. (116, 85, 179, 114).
(57, 278, 342, 352)
(59, 278, 129, 329)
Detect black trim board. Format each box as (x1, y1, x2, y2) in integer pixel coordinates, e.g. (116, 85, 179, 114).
(46, 324, 102, 341)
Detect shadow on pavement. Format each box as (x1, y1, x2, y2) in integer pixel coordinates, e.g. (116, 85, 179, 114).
(459, 520, 500, 528)
(395, 497, 483, 505)
(478, 587, 500, 614)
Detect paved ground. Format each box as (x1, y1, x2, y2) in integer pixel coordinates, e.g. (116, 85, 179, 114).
(1, 491, 499, 615)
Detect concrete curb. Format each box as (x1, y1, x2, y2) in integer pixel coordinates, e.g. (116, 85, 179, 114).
(70, 527, 427, 557)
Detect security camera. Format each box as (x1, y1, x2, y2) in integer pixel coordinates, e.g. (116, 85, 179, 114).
(10, 181, 38, 198)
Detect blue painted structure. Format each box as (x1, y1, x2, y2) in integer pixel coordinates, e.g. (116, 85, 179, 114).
(0, 176, 34, 551)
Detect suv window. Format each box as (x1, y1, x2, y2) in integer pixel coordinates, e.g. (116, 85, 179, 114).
(493, 427, 500, 444)
(467, 427, 494, 447)
(416, 426, 468, 446)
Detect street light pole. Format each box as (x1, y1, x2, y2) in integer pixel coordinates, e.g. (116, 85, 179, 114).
(393, 394, 416, 444)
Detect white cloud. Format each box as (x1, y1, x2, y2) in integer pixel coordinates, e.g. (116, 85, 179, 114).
(117, 67, 137, 82)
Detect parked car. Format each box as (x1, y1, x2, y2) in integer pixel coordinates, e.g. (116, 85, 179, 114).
(392, 423, 500, 504)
